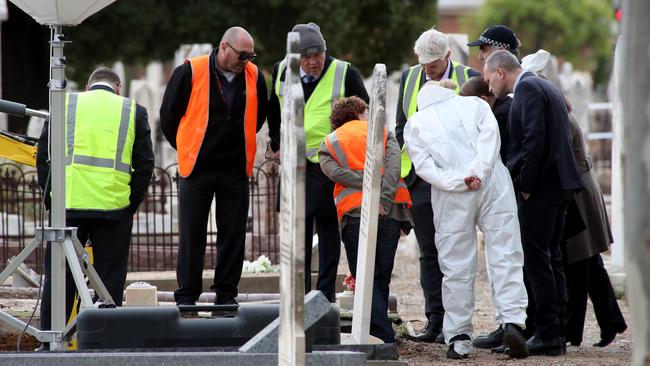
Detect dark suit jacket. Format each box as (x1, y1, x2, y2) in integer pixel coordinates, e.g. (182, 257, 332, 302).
(505, 71, 582, 194)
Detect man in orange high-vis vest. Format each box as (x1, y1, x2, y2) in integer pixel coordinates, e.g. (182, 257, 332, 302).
(319, 97, 413, 344)
(160, 26, 267, 307)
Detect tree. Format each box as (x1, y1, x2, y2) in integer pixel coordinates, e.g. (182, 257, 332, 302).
(62, 0, 437, 82)
(470, 0, 614, 84)
(3, 0, 437, 133)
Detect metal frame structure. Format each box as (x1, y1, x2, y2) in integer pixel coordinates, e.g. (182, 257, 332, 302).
(0, 25, 114, 350)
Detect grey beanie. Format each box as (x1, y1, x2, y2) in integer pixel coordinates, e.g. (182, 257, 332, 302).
(292, 22, 327, 55)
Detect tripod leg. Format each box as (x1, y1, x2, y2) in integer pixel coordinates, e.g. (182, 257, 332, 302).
(0, 237, 41, 285)
(62, 238, 94, 308)
(71, 235, 115, 306)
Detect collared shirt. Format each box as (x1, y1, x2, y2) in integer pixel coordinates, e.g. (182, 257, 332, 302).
(425, 59, 453, 82)
(89, 81, 116, 92)
(512, 70, 526, 95)
(299, 67, 320, 82)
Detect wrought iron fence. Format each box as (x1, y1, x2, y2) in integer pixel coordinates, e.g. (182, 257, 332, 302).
(0, 160, 280, 272)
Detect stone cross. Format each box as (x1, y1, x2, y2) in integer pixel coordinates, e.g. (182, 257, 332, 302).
(277, 31, 307, 366)
(351, 64, 387, 344)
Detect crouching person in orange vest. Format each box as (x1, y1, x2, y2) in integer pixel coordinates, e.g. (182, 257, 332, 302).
(318, 96, 413, 343)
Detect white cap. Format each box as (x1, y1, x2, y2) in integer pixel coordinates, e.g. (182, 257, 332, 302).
(521, 49, 551, 73)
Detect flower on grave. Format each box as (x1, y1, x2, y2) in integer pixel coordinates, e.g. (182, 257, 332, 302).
(242, 255, 279, 273)
(342, 272, 356, 292)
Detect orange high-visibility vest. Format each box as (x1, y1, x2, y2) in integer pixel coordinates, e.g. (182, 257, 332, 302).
(323, 120, 411, 221)
(176, 54, 259, 177)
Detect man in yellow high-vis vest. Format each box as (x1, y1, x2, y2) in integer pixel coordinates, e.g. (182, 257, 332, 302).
(37, 67, 154, 333)
(267, 22, 369, 302)
(395, 28, 480, 343)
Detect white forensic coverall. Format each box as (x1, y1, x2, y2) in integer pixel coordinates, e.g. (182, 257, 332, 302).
(404, 84, 527, 352)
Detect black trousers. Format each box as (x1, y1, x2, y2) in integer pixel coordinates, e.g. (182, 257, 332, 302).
(175, 169, 249, 304)
(564, 253, 627, 344)
(304, 162, 341, 302)
(518, 189, 573, 340)
(409, 188, 444, 329)
(41, 215, 133, 331)
(342, 217, 400, 343)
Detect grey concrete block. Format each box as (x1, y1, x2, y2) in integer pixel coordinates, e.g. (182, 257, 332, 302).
(0, 351, 367, 366)
(315, 343, 400, 360)
(239, 291, 332, 353)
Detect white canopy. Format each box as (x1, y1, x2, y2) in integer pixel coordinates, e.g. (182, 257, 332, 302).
(9, 0, 116, 25)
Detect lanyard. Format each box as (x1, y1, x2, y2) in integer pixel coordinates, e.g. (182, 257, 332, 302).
(215, 72, 228, 106)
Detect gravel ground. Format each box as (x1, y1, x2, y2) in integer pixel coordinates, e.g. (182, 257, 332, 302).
(0, 232, 632, 364)
(388, 232, 631, 365)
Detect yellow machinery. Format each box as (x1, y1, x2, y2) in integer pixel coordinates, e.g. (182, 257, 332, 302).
(0, 130, 38, 166)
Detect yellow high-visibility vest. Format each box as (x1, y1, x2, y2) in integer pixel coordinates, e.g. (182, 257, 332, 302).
(64, 89, 135, 211)
(274, 58, 348, 163)
(400, 60, 471, 177)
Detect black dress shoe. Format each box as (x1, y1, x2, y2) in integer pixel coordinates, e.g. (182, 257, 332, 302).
(473, 325, 504, 349)
(490, 344, 508, 354)
(435, 332, 445, 344)
(446, 334, 471, 359)
(410, 320, 442, 343)
(593, 326, 627, 347)
(526, 335, 563, 356)
(213, 295, 239, 317)
(502, 324, 528, 359)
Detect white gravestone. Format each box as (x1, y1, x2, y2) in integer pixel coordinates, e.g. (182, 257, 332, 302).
(278, 32, 307, 366)
(351, 64, 387, 344)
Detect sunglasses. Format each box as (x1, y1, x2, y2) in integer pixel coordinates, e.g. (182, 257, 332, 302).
(226, 42, 257, 62)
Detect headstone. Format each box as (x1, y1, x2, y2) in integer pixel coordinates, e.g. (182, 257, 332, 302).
(448, 34, 469, 66)
(351, 64, 387, 344)
(174, 44, 213, 67)
(609, 36, 625, 282)
(619, 1, 650, 364)
(276, 31, 306, 366)
(239, 291, 330, 354)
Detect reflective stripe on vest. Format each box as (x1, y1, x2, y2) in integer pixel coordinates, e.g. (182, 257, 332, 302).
(323, 120, 412, 221)
(177, 55, 259, 177)
(64, 90, 135, 211)
(274, 58, 348, 163)
(400, 60, 471, 178)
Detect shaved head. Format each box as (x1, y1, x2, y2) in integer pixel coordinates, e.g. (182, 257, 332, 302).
(221, 26, 253, 46)
(217, 26, 255, 73)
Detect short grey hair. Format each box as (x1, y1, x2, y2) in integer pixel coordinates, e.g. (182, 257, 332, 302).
(87, 67, 121, 89)
(414, 28, 449, 64)
(484, 49, 521, 73)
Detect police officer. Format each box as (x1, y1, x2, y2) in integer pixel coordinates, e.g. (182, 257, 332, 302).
(267, 22, 369, 302)
(467, 25, 521, 164)
(38, 67, 154, 331)
(395, 28, 480, 343)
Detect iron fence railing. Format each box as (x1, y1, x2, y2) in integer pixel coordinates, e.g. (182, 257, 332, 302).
(0, 160, 280, 272)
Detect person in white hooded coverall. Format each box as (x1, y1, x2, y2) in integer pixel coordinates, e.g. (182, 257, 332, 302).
(404, 81, 529, 359)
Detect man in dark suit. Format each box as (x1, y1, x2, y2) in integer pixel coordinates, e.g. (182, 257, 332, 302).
(483, 50, 583, 356)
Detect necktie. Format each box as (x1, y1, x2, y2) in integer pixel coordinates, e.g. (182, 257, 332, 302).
(302, 74, 315, 84)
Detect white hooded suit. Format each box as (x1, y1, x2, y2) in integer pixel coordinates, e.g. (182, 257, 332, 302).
(404, 84, 527, 350)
